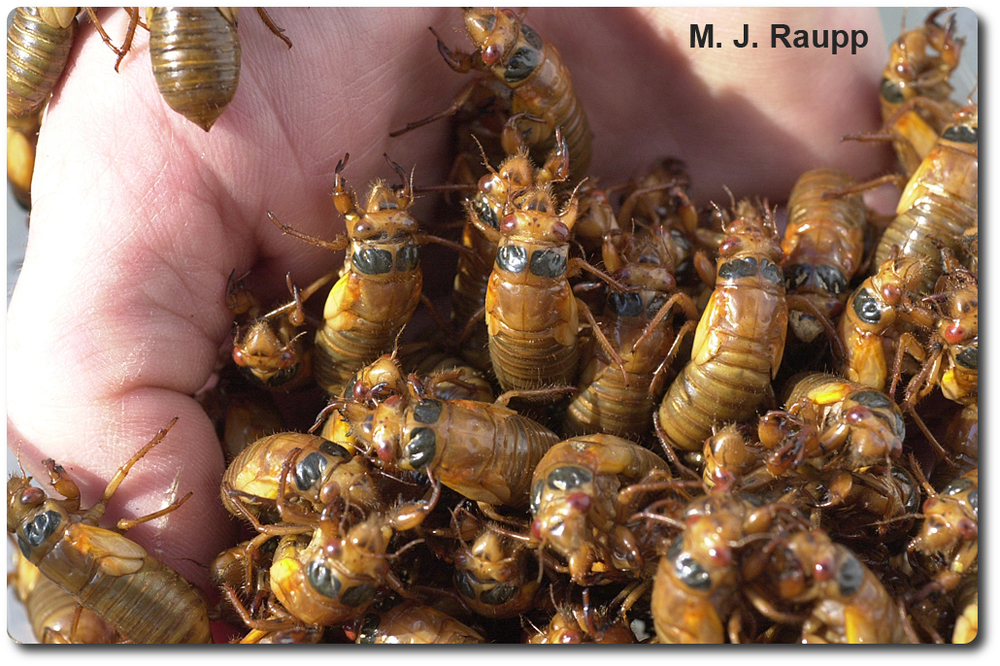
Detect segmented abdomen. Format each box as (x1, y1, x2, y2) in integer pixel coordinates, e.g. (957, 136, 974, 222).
(148, 7, 240, 131)
(783, 168, 866, 294)
(314, 272, 422, 395)
(658, 343, 775, 452)
(42, 536, 211, 644)
(513, 42, 591, 178)
(6, 7, 77, 118)
(875, 194, 976, 293)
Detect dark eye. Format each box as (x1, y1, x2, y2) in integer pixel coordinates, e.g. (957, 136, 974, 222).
(395, 244, 419, 272)
(504, 45, 538, 83)
(412, 399, 443, 424)
(294, 452, 328, 491)
(836, 553, 865, 597)
(307, 560, 341, 598)
(357, 613, 381, 643)
(520, 23, 543, 49)
(850, 390, 892, 411)
(455, 570, 478, 600)
(609, 292, 643, 317)
(759, 258, 783, 285)
(480, 584, 518, 606)
(813, 265, 848, 295)
(942, 124, 977, 143)
(943, 477, 974, 496)
(264, 364, 299, 387)
(666, 535, 683, 562)
(785, 263, 812, 290)
(956, 344, 978, 369)
(852, 288, 882, 324)
(967, 488, 978, 517)
(496, 244, 528, 273)
(880, 77, 906, 104)
(670, 228, 692, 252)
(339, 582, 376, 607)
(530, 479, 544, 514)
(529, 249, 567, 278)
(546, 466, 592, 491)
(23, 509, 62, 548)
(404, 428, 436, 470)
(473, 196, 499, 229)
(319, 439, 351, 459)
(646, 294, 667, 319)
(718, 256, 758, 280)
(353, 248, 393, 275)
(674, 549, 711, 591)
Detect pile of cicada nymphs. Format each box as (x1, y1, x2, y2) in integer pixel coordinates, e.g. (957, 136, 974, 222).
(8, 7, 976, 644)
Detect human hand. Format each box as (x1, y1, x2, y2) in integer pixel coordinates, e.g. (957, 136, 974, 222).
(6, 7, 891, 594)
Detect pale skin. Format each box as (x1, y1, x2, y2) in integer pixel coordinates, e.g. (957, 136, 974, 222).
(7, 8, 891, 597)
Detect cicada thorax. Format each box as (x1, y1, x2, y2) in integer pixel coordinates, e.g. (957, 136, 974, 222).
(232, 317, 312, 391)
(527, 600, 637, 644)
(462, 8, 592, 179)
(368, 393, 560, 508)
(562, 296, 666, 441)
(452, 527, 540, 620)
(353, 598, 485, 644)
(11, 548, 119, 644)
(406, 348, 495, 403)
(221, 431, 382, 523)
(951, 571, 978, 644)
(651, 493, 761, 644)
(563, 251, 693, 442)
(657, 200, 788, 453)
(774, 372, 907, 470)
(908, 468, 978, 582)
(784, 529, 911, 643)
(147, 7, 242, 131)
(937, 402, 977, 479)
(926, 255, 978, 406)
(452, 150, 538, 372)
(485, 185, 582, 396)
(798, 464, 920, 544)
(879, 8, 964, 175)
(313, 173, 424, 398)
(317, 350, 493, 456)
(453, 196, 502, 372)
(8, 455, 212, 644)
(838, 251, 931, 391)
(958, 223, 978, 274)
(875, 105, 978, 294)
(269, 517, 393, 627)
(782, 168, 867, 344)
(528, 434, 670, 584)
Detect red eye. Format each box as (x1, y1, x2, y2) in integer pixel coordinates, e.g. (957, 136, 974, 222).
(20, 486, 44, 506)
(483, 43, 503, 66)
(567, 492, 591, 513)
(814, 558, 834, 582)
(719, 238, 739, 255)
(881, 282, 901, 305)
(945, 323, 967, 344)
